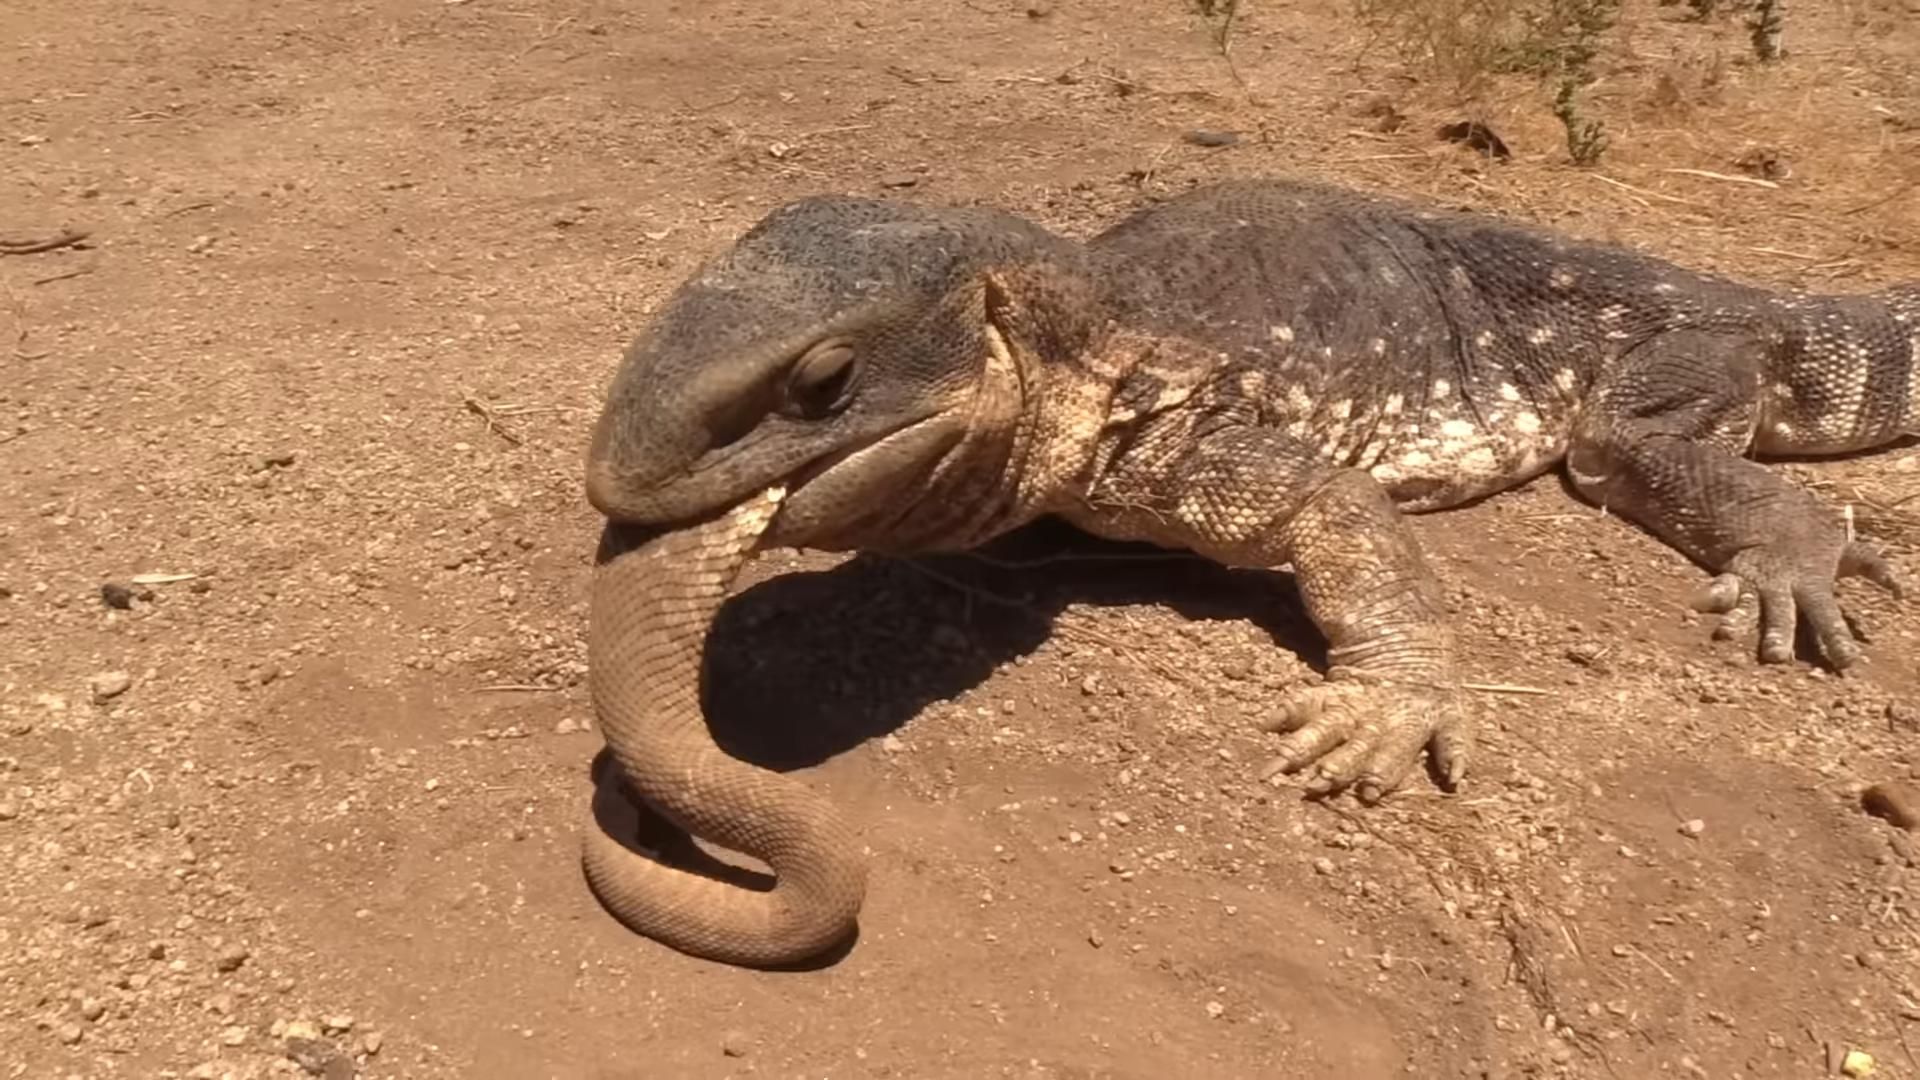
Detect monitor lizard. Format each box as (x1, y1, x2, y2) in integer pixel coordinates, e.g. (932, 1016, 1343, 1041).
(578, 177, 1916, 966)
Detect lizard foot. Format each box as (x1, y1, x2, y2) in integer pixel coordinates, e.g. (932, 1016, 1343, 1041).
(1692, 538, 1903, 670)
(1255, 671, 1468, 804)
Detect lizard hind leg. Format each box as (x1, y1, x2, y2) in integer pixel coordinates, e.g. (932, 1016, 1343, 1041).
(1568, 329, 1905, 670)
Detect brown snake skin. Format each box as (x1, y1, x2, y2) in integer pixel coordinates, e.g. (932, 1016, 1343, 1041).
(581, 487, 867, 967)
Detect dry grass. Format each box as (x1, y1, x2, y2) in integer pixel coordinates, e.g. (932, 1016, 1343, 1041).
(1352, 0, 1621, 162)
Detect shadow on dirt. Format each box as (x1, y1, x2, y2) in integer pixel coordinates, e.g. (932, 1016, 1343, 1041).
(699, 516, 1325, 771)
(582, 516, 1330, 961)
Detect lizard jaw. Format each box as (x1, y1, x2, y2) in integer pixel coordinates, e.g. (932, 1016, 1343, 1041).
(586, 411, 964, 545)
(765, 414, 969, 549)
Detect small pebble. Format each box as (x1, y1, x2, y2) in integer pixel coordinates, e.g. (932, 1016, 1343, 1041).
(1313, 857, 1336, 876)
(215, 945, 250, 972)
(220, 1025, 249, 1047)
(89, 671, 133, 703)
(0, 801, 18, 821)
(1184, 129, 1240, 147)
(285, 1035, 331, 1073)
(1204, 1001, 1226, 1019)
(720, 1030, 750, 1057)
(99, 582, 135, 609)
(78, 997, 104, 1021)
(56, 1021, 82, 1045)
(1841, 1049, 1876, 1078)
(360, 1031, 384, 1056)
(288, 1037, 349, 1076)
(1678, 818, 1706, 837)
(553, 717, 581, 735)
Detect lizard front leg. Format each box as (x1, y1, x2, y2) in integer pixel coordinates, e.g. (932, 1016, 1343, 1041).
(1078, 423, 1469, 802)
(1567, 329, 1903, 668)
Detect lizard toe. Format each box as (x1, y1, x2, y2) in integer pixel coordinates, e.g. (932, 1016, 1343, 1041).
(1840, 539, 1903, 600)
(1719, 546, 1877, 670)
(1258, 681, 1460, 801)
(1693, 572, 1746, 616)
(1700, 574, 1761, 643)
(1755, 582, 1797, 664)
(1259, 703, 1350, 783)
(1794, 581, 1863, 670)
(1428, 716, 1473, 791)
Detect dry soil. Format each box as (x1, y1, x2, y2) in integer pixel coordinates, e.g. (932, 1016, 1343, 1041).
(3, 1, 1919, 1078)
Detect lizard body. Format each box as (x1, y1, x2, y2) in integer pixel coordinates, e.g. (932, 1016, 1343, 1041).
(581, 177, 1913, 965)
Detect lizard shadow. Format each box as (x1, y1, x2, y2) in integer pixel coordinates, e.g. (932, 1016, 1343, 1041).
(698, 514, 1327, 770)
(588, 517, 1328, 966)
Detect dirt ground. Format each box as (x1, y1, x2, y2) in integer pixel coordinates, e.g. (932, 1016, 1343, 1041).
(3, 0, 1918, 1077)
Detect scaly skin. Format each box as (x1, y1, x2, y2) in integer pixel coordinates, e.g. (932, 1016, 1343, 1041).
(581, 177, 1915, 966)
(583, 488, 868, 967)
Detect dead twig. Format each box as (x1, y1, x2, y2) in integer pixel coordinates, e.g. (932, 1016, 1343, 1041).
(1745, 245, 1824, 261)
(31, 267, 93, 287)
(791, 123, 875, 141)
(1196, 0, 1247, 89)
(885, 65, 957, 86)
(1588, 174, 1709, 210)
(1844, 180, 1919, 216)
(1330, 152, 1432, 163)
(463, 396, 524, 445)
(1660, 166, 1778, 188)
(1622, 943, 1678, 984)
(0, 228, 89, 256)
(461, 392, 571, 447)
(1133, 138, 1180, 189)
(517, 14, 575, 59)
(684, 89, 743, 112)
(2, 277, 45, 359)
(1460, 681, 1554, 696)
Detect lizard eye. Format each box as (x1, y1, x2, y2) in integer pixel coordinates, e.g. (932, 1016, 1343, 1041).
(782, 341, 858, 419)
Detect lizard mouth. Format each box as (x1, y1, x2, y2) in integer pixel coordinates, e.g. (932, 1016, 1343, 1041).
(587, 411, 958, 542)
(763, 414, 967, 547)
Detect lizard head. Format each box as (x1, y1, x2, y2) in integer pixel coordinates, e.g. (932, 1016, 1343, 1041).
(586, 195, 1102, 550)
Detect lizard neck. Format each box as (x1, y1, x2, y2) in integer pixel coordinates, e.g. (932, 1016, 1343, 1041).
(863, 264, 1119, 553)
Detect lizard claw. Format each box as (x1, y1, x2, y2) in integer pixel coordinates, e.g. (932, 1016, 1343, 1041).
(1256, 676, 1469, 802)
(1691, 538, 1902, 671)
